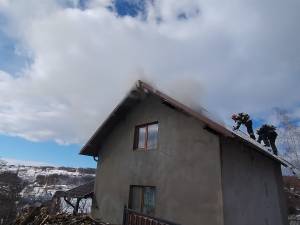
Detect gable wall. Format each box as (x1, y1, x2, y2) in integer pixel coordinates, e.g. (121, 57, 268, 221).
(92, 95, 224, 225)
(221, 138, 288, 225)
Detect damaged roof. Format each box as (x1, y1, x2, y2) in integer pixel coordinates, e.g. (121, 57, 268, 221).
(80, 80, 291, 167)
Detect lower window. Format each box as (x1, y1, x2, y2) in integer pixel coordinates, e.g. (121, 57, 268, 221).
(129, 185, 156, 216)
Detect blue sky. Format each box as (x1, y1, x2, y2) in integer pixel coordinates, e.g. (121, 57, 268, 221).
(0, 0, 143, 168)
(0, 0, 299, 167)
(0, 29, 28, 75)
(0, 135, 94, 167)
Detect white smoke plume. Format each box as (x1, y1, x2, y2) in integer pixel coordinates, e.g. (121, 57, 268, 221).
(0, 0, 299, 144)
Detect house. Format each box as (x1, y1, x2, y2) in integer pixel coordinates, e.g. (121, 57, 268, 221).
(80, 80, 289, 225)
(283, 176, 300, 215)
(51, 181, 94, 215)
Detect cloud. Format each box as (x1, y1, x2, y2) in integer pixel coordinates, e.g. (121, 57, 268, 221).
(0, 0, 299, 144)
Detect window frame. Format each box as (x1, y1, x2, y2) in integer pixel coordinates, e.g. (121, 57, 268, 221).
(133, 121, 159, 151)
(128, 185, 156, 216)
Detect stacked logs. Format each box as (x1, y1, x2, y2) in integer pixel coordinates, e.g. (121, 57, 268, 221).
(12, 206, 106, 225)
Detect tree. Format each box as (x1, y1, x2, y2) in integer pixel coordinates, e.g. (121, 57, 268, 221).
(0, 171, 24, 224)
(0, 158, 6, 167)
(276, 108, 300, 171)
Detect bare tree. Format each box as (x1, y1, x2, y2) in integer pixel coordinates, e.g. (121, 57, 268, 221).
(276, 108, 300, 170)
(0, 171, 24, 224)
(0, 158, 6, 168)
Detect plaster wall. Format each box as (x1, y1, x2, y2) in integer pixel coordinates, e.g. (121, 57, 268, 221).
(92, 95, 224, 225)
(221, 138, 288, 225)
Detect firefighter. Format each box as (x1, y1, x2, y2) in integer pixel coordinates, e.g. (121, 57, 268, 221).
(232, 113, 256, 140)
(257, 124, 278, 155)
(257, 125, 270, 147)
(267, 125, 278, 156)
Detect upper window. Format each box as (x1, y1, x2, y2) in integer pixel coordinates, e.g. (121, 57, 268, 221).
(133, 122, 159, 150)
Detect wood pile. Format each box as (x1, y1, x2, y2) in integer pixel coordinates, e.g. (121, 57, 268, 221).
(12, 206, 106, 225)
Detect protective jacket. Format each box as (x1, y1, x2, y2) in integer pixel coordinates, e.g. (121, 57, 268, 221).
(257, 124, 278, 155)
(234, 113, 250, 130)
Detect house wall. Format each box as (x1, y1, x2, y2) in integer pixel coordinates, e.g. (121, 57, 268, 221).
(92, 95, 224, 225)
(221, 138, 288, 225)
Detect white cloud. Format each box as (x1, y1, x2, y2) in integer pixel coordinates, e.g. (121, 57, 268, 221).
(0, 0, 299, 144)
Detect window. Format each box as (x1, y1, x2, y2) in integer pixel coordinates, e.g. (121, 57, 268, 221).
(129, 186, 156, 216)
(134, 122, 158, 150)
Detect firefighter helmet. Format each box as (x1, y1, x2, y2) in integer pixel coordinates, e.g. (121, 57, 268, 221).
(232, 114, 238, 121)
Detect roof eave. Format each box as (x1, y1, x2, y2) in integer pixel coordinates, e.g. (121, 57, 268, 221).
(80, 83, 142, 156)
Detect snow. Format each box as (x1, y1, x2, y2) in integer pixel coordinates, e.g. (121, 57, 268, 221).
(0, 164, 88, 182)
(0, 164, 95, 204)
(58, 198, 92, 214)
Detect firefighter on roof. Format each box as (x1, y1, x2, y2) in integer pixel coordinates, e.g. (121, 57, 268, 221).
(257, 124, 278, 155)
(232, 113, 256, 140)
(257, 125, 270, 147)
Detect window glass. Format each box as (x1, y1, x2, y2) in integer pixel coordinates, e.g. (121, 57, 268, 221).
(134, 122, 158, 150)
(130, 186, 142, 212)
(143, 187, 156, 215)
(138, 127, 146, 149)
(147, 123, 158, 150)
(129, 186, 156, 216)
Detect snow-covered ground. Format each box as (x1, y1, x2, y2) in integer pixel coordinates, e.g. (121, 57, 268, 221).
(0, 163, 95, 203)
(0, 164, 87, 182)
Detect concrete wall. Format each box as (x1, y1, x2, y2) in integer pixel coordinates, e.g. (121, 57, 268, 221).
(92, 95, 224, 225)
(220, 138, 288, 225)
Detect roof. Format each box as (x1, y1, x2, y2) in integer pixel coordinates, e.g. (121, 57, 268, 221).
(65, 180, 94, 198)
(80, 80, 292, 167)
(53, 181, 94, 199)
(284, 176, 300, 190)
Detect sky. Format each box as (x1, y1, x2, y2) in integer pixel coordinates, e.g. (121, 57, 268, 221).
(0, 0, 299, 167)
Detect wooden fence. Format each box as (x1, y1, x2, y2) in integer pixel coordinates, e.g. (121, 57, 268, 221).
(122, 207, 181, 225)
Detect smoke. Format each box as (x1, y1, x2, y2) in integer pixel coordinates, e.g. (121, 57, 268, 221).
(0, 0, 299, 144)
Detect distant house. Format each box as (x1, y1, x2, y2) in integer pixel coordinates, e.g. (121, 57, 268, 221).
(283, 176, 300, 215)
(52, 181, 94, 214)
(80, 81, 289, 225)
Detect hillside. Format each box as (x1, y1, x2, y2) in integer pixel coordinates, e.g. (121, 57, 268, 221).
(0, 163, 95, 224)
(1, 163, 95, 201)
